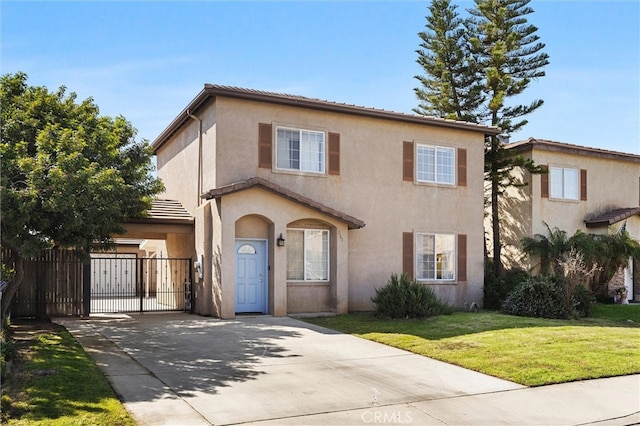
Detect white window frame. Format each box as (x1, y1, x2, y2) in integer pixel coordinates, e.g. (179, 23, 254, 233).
(276, 127, 326, 173)
(416, 233, 456, 281)
(416, 144, 455, 185)
(550, 166, 579, 200)
(286, 229, 330, 281)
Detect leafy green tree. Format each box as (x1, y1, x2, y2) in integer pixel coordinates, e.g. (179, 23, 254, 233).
(0, 72, 164, 321)
(414, 0, 549, 278)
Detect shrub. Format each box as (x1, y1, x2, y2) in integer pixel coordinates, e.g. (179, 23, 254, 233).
(501, 275, 570, 319)
(572, 284, 594, 317)
(0, 328, 16, 382)
(484, 269, 529, 310)
(371, 273, 451, 319)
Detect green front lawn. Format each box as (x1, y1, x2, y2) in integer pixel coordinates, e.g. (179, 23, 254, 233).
(1, 321, 136, 426)
(302, 306, 640, 386)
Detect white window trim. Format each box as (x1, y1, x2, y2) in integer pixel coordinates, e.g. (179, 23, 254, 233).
(415, 233, 456, 282)
(286, 228, 330, 282)
(415, 143, 456, 185)
(549, 166, 579, 200)
(275, 126, 326, 174)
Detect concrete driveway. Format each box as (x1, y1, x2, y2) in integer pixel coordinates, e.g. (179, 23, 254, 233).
(57, 313, 640, 426)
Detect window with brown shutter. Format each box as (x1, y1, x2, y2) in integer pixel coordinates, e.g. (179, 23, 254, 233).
(457, 234, 467, 281)
(457, 148, 467, 187)
(328, 132, 340, 175)
(258, 123, 272, 168)
(580, 169, 587, 201)
(403, 232, 414, 279)
(403, 141, 414, 181)
(540, 165, 549, 198)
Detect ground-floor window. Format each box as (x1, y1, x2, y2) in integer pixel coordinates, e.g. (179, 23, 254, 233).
(416, 233, 455, 281)
(286, 229, 329, 281)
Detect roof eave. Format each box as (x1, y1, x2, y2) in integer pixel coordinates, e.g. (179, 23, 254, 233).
(152, 85, 500, 152)
(203, 177, 366, 230)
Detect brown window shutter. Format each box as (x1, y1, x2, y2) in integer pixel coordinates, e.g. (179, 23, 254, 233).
(328, 132, 340, 175)
(580, 169, 587, 201)
(457, 234, 467, 281)
(540, 165, 549, 198)
(457, 148, 467, 187)
(258, 123, 272, 168)
(403, 141, 414, 181)
(403, 232, 414, 279)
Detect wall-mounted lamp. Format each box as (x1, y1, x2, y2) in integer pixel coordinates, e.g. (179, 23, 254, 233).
(194, 254, 204, 279)
(497, 132, 510, 144)
(277, 233, 285, 247)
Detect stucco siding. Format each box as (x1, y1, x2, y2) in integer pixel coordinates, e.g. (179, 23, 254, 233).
(497, 142, 640, 272)
(531, 150, 639, 237)
(213, 97, 486, 310)
(156, 93, 489, 315)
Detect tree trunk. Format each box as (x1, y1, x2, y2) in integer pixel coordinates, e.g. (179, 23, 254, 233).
(1, 252, 25, 324)
(490, 134, 502, 279)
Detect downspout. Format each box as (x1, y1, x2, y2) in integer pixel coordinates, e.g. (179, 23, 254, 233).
(186, 110, 203, 207)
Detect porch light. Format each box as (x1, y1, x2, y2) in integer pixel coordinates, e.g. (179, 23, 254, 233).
(277, 233, 285, 247)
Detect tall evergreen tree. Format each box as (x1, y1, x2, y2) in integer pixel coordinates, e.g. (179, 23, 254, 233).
(414, 0, 549, 278)
(414, 0, 484, 122)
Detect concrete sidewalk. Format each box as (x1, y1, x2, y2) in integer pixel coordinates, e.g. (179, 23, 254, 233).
(56, 313, 640, 426)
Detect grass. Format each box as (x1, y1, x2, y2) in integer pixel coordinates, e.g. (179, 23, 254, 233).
(1, 321, 136, 426)
(302, 305, 640, 387)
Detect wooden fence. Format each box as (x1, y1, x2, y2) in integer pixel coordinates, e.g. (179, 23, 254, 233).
(6, 249, 85, 319)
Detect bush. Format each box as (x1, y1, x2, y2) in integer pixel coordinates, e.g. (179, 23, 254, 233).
(572, 284, 594, 317)
(484, 269, 529, 310)
(371, 273, 451, 319)
(0, 328, 16, 382)
(501, 276, 570, 319)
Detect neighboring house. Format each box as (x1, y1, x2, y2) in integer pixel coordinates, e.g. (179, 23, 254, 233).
(151, 84, 498, 319)
(494, 137, 640, 301)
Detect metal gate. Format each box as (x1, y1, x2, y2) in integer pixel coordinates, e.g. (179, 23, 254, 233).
(90, 256, 192, 314)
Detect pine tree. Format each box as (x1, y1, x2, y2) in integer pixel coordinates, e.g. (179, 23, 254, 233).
(414, 0, 484, 122)
(414, 0, 549, 278)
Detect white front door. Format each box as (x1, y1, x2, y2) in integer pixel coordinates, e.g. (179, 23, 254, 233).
(235, 240, 267, 313)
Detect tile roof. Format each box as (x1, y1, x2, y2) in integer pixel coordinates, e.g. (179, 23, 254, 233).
(584, 207, 640, 228)
(152, 84, 500, 150)
(506, 138, 640, 163)
(128, 199, 193, 225)
(203, 177, 366, 230)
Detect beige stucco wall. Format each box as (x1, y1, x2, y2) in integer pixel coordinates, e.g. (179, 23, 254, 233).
(531, 151, 639, 237)
(156, 96, 488, 315)
(494, 145, 640, 272)
(219, 187, 349, 318)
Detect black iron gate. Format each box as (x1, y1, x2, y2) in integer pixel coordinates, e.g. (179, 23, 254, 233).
(89, 256, 193, 314)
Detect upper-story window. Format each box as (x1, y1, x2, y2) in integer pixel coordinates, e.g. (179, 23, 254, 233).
(550, 167, 579, 200)
(416, 144, 455, 184)
(276, 127, 325, 173)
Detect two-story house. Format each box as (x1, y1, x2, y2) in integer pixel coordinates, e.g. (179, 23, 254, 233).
(151, 85, 498, 318)
(495, 138, 640, 301)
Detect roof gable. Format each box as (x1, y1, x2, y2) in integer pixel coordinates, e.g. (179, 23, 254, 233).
(202, 177, 365, 230)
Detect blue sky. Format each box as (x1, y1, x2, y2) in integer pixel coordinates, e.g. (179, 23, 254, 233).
(2, 1, 639, 154)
